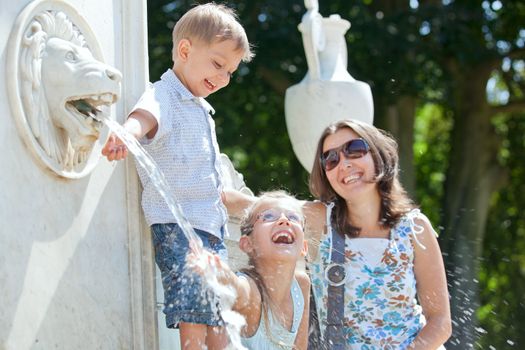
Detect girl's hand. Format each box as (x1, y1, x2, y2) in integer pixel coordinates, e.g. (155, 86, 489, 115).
(187, 250, 231, 280)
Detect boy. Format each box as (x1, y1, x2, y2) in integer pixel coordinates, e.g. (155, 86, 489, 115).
(102, 3, 253, 349)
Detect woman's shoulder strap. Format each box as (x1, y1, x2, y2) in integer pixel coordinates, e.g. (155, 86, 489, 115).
(401, 208, 434, 249)
(324, 202, 335, 231)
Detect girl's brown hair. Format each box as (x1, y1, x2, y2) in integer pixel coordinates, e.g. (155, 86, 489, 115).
(309, 119, 415, 237)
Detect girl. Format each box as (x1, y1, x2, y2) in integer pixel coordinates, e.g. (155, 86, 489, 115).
(191, 191, 310, 350)
(304, 119, 451, 349)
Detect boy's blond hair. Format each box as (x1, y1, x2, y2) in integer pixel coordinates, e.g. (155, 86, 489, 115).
(172, 2, 254, 62)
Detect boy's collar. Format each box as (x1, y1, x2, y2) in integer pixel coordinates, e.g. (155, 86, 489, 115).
(198, 98, 215, 115)
(162, 69, 215, 114)
(162, 69, 194, 100)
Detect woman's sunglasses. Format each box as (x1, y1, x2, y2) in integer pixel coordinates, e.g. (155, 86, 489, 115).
(321, 138, 370, 172)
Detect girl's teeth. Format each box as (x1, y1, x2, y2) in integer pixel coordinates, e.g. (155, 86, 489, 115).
(272, 232, 293, 244)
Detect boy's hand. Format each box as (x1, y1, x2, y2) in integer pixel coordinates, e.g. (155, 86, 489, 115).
(100, 110, 157, 161)
(101, 133, 128, 161)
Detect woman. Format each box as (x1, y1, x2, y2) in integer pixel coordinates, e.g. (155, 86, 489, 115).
(303, 119, 451, 349)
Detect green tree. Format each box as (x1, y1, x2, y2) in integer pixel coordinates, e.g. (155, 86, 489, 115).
(322, 2, 525, 347)
(477, 115, 525, 349)
(146, 1, 525, 348)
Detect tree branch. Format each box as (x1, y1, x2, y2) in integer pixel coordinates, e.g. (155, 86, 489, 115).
(506, 47, 525, 61)
(256, 66, 293, 96)
(490, 100, 525, 115)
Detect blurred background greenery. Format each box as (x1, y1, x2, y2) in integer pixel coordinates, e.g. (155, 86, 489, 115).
(146, 1, 525, 348)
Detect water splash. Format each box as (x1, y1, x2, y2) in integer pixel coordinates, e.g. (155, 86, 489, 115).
(103, 119, 246, 349)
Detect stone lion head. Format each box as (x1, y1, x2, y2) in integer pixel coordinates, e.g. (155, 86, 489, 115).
(19, 10, 121, 172)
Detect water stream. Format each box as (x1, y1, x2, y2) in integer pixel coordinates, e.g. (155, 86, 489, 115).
(103, 119, 246, 349)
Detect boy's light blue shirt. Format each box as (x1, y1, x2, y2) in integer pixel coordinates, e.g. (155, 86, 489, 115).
(132, 69, 228, 238)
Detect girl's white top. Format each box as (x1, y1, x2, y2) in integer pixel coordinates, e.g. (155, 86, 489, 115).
(240, 275, 305, 350)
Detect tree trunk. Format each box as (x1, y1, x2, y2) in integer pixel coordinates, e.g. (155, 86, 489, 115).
(382, 96, 417, 198)
(441, 63, 504, 349)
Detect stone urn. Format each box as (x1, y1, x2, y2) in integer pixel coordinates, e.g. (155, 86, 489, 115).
(285, 0, 374, 172)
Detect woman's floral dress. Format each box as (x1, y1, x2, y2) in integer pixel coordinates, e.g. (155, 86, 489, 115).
(309, 205, 428, 349)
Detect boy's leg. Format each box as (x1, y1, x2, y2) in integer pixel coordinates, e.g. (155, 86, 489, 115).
(179, 322, 207, 350)
(179, 324, 227, 350)
(205, 325, 228, 350)
(152, 224, 228, 349)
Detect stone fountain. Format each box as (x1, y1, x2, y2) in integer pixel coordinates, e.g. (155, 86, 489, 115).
(1, 1, 156, 349)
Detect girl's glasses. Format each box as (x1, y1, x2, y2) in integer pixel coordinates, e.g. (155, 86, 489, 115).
(321, 138, 370, 172)
(255, 208, 304, 226)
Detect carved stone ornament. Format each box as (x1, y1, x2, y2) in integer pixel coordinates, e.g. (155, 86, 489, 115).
(7, 1, 122, 178)
(285, 0, 374, 172)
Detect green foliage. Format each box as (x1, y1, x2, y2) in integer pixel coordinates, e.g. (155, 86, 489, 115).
(413, 104, 452, 227)
(477, 115, 525, 349)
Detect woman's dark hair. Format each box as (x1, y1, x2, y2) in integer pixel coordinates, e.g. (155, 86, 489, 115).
(309, 119, 415, 237)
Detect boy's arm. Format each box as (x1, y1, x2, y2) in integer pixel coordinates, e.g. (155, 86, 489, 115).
(101, 108, 157, 161)
(222, 189, 257, 219)
(294, 270, 311, 350)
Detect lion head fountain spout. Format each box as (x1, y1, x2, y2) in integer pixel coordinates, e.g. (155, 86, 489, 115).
(8, 7, 122, 177)
(41, 36, 122, 156)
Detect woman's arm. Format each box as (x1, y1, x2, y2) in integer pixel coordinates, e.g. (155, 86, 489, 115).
(409, 216, 452, 349)
(301, 201, 326, 261)
(222, 189, 256, 219)
(294, 270, 311, 350)
(222, 191, 326, 243)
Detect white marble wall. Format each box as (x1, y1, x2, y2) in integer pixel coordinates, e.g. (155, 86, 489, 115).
(0, 1, 157, 349)
(1, 1, 253, 349)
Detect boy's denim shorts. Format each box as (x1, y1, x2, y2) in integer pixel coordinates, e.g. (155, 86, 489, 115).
(151, 223, 228, 328)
